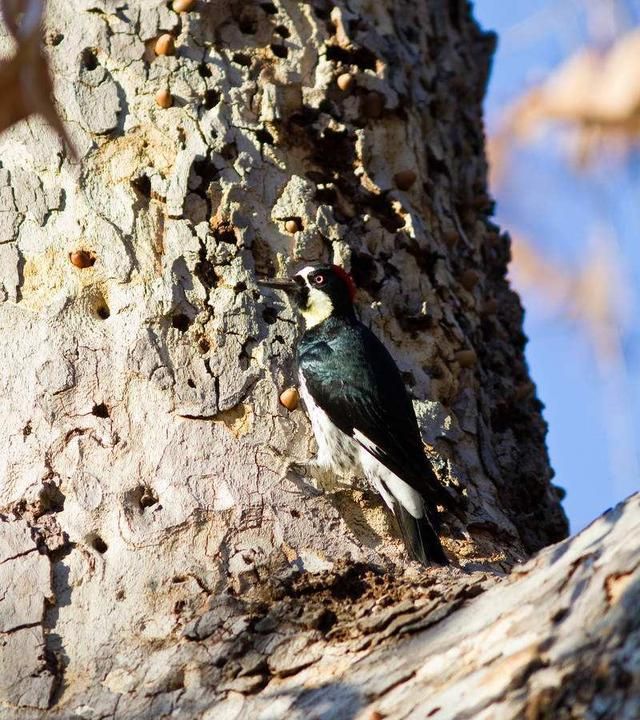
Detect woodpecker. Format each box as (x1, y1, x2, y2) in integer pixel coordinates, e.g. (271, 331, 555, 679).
(260, 264, 451, 565)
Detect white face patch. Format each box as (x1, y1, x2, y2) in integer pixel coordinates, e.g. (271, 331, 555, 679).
(296, 266, 334, 328)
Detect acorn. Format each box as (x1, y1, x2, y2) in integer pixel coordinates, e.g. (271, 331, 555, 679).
(336, 72, 354, 91)
(455, 349, 477, 368)
(155, 89, 172, 108)
(69, 250, 95, 269)
(393, 169, 417, 191)
(279, 387, 299, 411)
(172, 0, 195, 11)
(155, 34, 175, 57)
(285, 218, 301, 234)
(460, 269, 481, 291)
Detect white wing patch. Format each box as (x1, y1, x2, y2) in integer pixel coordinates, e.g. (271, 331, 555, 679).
(354, 430, 425, 519)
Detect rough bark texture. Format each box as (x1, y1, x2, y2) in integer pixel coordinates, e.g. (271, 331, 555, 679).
(0, 0, 586, 717)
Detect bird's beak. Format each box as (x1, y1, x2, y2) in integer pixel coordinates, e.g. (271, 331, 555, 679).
(257, 277, 299, 294)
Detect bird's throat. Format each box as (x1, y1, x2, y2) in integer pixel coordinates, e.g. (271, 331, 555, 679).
(300, 288, 334, 328)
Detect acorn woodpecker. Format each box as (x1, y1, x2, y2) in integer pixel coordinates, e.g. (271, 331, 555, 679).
(260, 264, 451, 565)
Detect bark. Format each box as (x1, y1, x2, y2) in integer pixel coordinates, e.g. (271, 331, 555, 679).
(0, 0, 596, 717)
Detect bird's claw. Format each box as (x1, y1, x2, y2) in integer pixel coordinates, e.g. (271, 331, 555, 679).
(286, 462, 325, 496)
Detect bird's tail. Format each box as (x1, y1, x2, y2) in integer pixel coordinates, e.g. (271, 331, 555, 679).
(395, 505, 449, 565)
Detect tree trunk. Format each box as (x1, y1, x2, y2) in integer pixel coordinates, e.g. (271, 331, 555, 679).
(0, 0, 594, 717)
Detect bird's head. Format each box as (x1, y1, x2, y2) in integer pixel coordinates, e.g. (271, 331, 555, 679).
(259, 264, 356, 328)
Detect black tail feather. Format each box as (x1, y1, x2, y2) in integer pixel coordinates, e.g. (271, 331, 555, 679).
(395, 505, 449, 565)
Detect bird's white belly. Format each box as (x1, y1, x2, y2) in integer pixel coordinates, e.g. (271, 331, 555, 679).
(298, 373, 360, 473)
(297, 373, 425, 519)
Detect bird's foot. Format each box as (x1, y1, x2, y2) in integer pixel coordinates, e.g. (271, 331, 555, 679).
(286, 461, 325, 496)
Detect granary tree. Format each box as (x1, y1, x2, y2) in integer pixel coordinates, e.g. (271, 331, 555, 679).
(0, 1, 638, 718)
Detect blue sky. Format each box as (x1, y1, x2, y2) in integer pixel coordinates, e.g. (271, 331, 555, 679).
(473, 0, 640, 530)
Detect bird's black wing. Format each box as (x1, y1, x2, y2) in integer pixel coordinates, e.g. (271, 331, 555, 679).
(298, 321, 452, 509)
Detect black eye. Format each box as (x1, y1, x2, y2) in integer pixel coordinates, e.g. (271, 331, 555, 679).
(313, 274, 325, 285)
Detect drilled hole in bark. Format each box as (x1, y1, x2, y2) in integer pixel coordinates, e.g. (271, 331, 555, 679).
(127, 485, 159, 512)
(350, 251, 379, 293)
(187, 378, 195, 388)
(192, 157, 220, 192)
(260, 2, 277, 14)
(89, 535, 108, 553)
(39, 481, 65, 513)
(255, 128, 274, 145)
(316, 608, 337, 633)
(92, 403, 109, 418)
(198, 337, 211, 353)
(198, 63, 212, 77)
(271, 43, 288, 58)
(49, 32, 64, 46)
(313, 4, 330, 19)
(315, 186, 337, 204)
(274, 24, 290, 37)
(239, 16, 258, 33)
(220, 142, 238, 160)
(232, 52, 251, 67)
(96, 304, 110, 320)
(262, 307, 278, 324)
(212, 220, 238, 245)
(172, 313, 192, 332)
(132, 174, 151, 199)
(325, 44, 377, 71)
(81, 47, 98, 70)
(204, 89, 220, 108)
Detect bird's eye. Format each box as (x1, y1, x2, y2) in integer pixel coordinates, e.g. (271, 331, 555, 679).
(313, 274, 325, 285)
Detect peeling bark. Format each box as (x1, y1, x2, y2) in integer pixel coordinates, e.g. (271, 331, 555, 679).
(0, 1, 607, 718)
